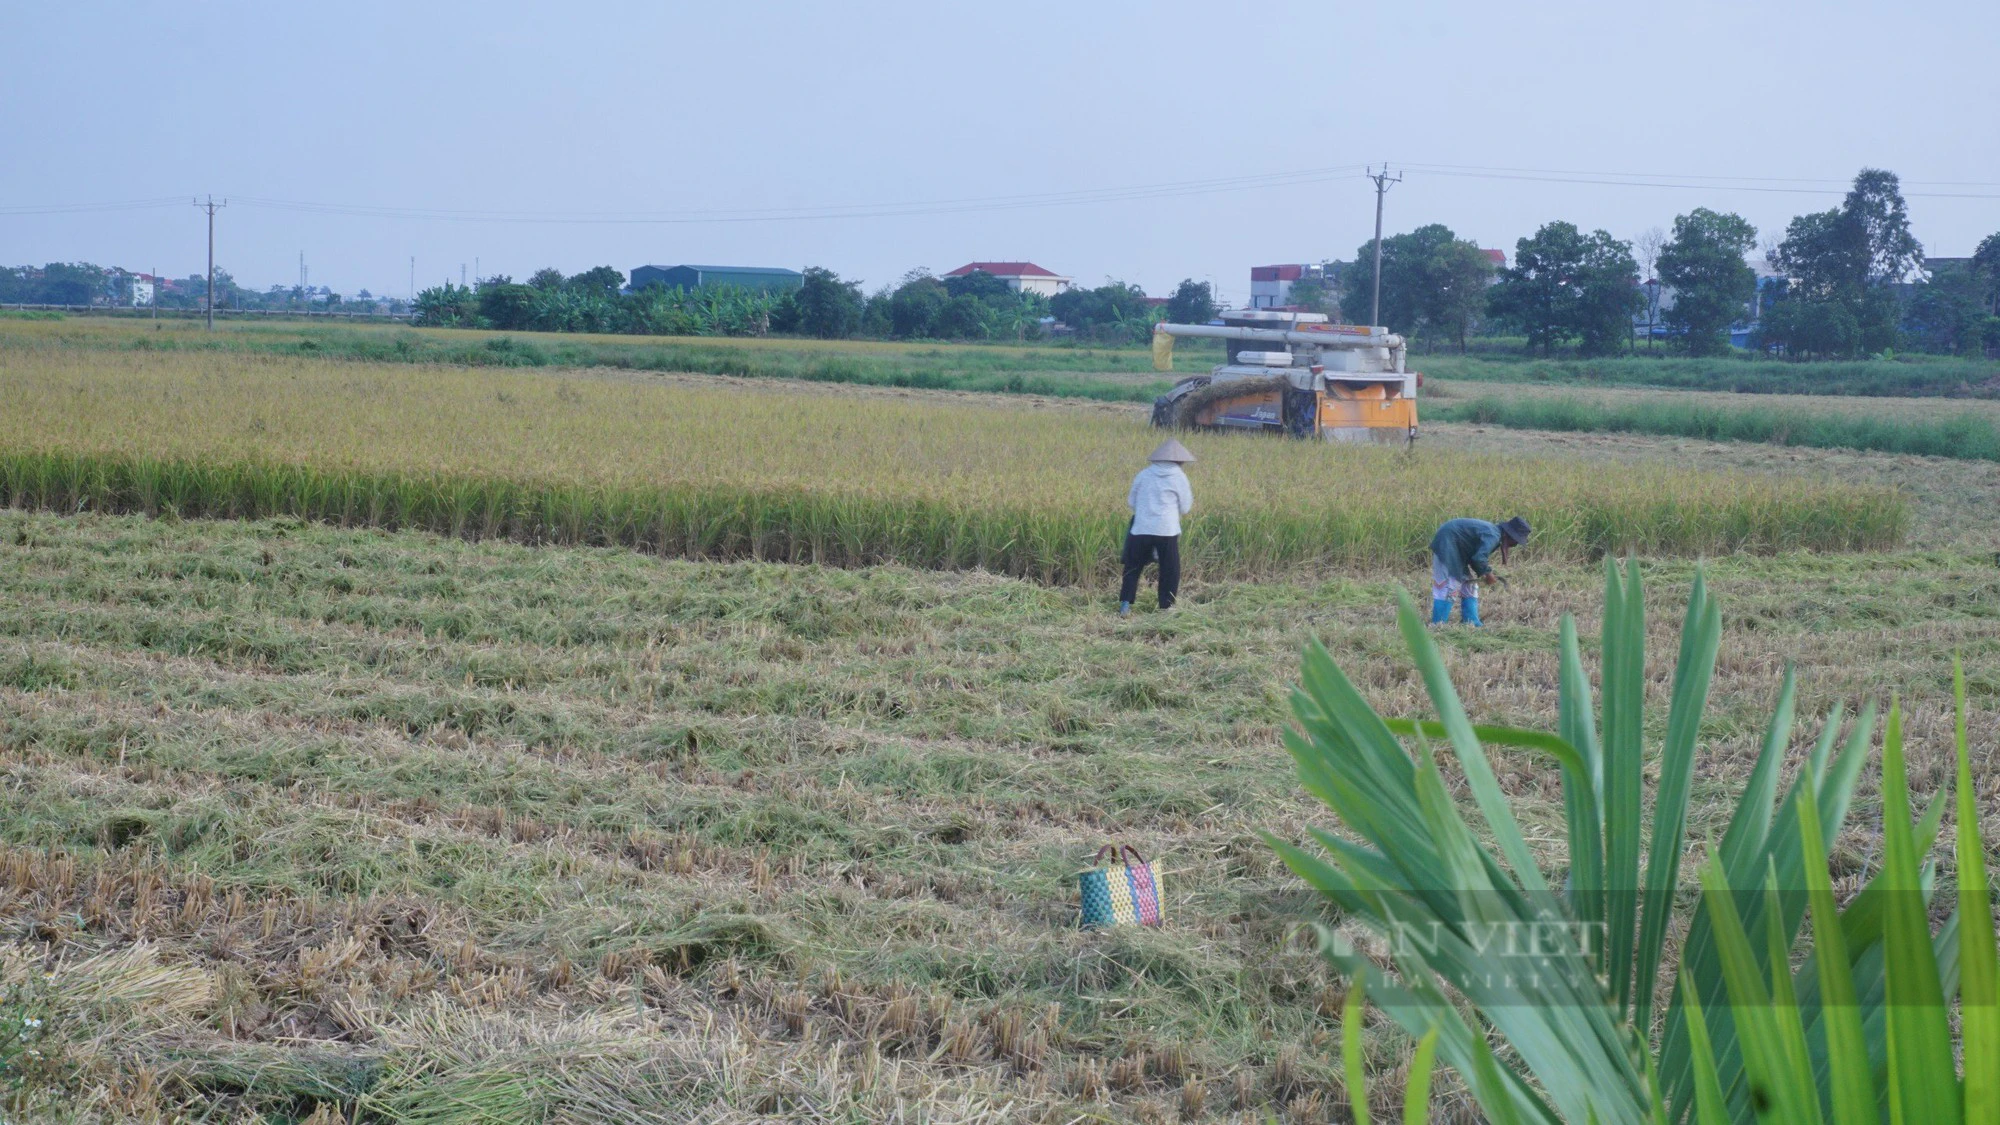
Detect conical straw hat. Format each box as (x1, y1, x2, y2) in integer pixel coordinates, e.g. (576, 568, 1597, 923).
(1148, 438, 1196, 464)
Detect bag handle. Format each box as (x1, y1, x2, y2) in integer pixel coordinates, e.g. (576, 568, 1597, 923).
(1092, 844, 1151, 868)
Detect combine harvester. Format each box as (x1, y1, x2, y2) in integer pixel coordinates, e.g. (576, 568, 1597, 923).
(1149, 310, 1418, 444)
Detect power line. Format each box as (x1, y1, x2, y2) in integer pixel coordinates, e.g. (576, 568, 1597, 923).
(1398, 161, 2000, 189)
(1395, 163, 2000, 198)
(0, 196, 190, 216)
(224, 167, 1377, 225)
(2, 160, 1993, 238)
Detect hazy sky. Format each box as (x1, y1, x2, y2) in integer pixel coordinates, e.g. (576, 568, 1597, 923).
(4, 1, 1995, 305)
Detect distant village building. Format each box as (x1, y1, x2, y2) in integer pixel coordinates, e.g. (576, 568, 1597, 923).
(129, 274, 156, 307)
(942, 262, 1071, 298)
(628, 265, 804, 293)
(1249, 264, 1303, 309)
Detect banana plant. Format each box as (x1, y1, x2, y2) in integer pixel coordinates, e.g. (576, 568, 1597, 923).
(1277, 560, 1991, 1123)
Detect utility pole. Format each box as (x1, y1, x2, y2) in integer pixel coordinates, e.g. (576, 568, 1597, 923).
(460, 263, 467, 289)
(193, 196, 226, 331)
(409, 256, 415, 302)
(1367, 164, 1401, 328)
(150, 265, 157, 322)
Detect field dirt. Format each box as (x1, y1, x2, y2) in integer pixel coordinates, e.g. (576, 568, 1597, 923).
(2, 504, 1996, 1122)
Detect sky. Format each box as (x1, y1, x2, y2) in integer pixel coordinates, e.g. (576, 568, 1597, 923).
(3, 1, 1996, 306)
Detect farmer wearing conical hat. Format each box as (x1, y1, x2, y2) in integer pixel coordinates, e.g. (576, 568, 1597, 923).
(1428, 516, 1532, 627)
(1119, 438, 1195, 617)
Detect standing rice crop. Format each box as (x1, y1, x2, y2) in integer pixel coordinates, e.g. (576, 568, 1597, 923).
(0, 350, 1905, 581)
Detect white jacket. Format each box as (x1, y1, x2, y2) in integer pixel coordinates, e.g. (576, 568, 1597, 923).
(1127, 463, 1193, 537)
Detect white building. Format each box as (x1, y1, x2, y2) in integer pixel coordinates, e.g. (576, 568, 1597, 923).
(942, 261, 1072, 298)
(130, 276, 155, 307)
(1249, 264, 1303, 309)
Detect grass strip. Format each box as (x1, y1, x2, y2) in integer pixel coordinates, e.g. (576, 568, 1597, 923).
(1420, 353, 2000, 399)
(1429, 395, 2000, 461)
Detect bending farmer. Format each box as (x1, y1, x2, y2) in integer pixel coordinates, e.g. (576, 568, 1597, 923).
(1120, 439, 1195, 617)
(1428, 516, 1532, 626)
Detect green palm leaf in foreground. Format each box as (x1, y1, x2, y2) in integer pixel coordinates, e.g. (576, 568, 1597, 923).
(1277, 560, 1993, 1123)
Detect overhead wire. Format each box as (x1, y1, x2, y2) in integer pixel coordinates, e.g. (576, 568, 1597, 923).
(3, 161, 1993, 226)
(0, 196, 195, 216)
(226, 165, 1373, 224)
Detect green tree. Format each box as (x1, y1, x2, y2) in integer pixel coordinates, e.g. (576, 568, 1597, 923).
(1424, 239, 1495, 352)
(1283, 277, 1336, 317)
(35, 262, 110, 305)
(1050, 281, 1155, 343)
(1771, 169, 1925, 356)
(1658, 208, 1758, 355)
(942, 269, 1011, 303)
(1754, 296, 1858, 358)
(1903, 259, 1996, 355)
(991, 291, 1049, 340)
(1843, 167, 1923, 285)
(1488, 222, 1642, 355)
(1972, 231, 2000, 316)
(1341, 225, 1449, 334)
(476, 281, 539, 330)
(859, 289, 893, 337)
(412, 283, 478, 327)
(1772, 209, 1861, 301)
(1163, 278, 1217, 324)
(527, 267, 567, 291)
(888, 274, 948, 338)
(566, 266, 626, 298)
(1340, 226, 1492, 349)
(791, 266, 865, 339)
(936, 293, 993, 339)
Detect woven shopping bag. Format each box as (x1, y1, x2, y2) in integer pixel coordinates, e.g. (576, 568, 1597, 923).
(1076, 844, 1163, 928)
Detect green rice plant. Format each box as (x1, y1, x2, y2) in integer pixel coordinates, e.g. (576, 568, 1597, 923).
(1275, 561, 1991, 1122)
(1431, 393, 2000, 461)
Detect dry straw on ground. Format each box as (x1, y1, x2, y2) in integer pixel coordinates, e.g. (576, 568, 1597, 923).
(0, 510, 1991, 1121)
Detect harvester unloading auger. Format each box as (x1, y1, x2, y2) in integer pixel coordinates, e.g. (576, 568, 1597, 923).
(1149, 310, 1418, 444)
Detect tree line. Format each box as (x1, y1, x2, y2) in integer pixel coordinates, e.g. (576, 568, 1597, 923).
(0, 262, 400, 314)
(1341, 168, 1999, 359)
(414, 265, 1221, 344)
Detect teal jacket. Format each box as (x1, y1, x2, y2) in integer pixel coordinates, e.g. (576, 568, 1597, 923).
(1430, 518, 1503, 582)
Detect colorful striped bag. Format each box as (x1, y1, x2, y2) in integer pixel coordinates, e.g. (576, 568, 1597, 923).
(1077, 844, 1163, 928)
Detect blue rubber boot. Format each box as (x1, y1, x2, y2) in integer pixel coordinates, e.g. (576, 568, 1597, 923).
(1460, 595, 1483, 627)
(1429, 598, 1452, 625)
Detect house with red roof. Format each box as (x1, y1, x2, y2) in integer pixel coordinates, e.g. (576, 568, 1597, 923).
(942, 261, 1072, 298)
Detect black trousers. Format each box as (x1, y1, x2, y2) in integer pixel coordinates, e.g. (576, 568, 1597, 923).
(1119, 533, 1181, 608)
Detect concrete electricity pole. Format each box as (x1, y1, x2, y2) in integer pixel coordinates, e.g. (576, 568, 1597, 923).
(1366, 165, 1401, 328)
(194, 196, 226, 331)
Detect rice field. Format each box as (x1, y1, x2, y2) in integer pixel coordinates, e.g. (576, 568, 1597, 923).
(0, 315, 1193, 402)
(1427, 385, 2000, 461)
(0, 349, 1905, 582)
